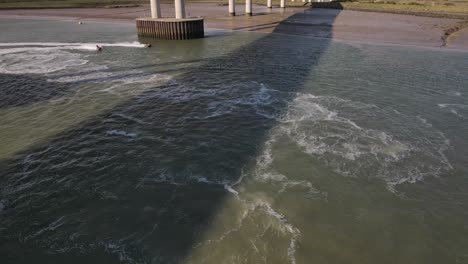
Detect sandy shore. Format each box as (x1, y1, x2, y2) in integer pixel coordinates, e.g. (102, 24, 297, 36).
(1, 3, 467, 49)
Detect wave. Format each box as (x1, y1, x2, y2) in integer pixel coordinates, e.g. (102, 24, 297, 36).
(438, 103, 468, 118)
(106, 130, 137, 138)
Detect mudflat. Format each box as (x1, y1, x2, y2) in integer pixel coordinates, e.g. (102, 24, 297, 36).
(0, 3, 467, 49)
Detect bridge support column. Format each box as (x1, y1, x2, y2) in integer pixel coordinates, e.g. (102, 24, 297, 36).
(136, 0, 204, 40)
(229, 0, 235, 16)
(267, 0, 272, 8)
(175, 0, 186, 19)
(150, 0, 161, 18)
(246, 0, 252, 16)
(280, 0, 285, 8)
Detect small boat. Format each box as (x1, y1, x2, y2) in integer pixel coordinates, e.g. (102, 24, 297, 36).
(96, 45, 102, 51)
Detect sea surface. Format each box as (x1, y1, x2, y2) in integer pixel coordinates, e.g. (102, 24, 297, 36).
(0, 18, 468, 264)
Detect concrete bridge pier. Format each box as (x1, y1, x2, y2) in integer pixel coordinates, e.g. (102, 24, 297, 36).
(267, 0, 272, 8)
(280, 0, 286, 8)
(246, 0, 252, 16)
(175, 0, 186, 19)
(150, 0, 161, 18)
(136, 0, 204, 39)
(229, 0, 235, 16)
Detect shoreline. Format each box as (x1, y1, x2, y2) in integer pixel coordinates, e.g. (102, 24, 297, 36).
(308, 2, 468, 20)
(1, 4, 467, 50)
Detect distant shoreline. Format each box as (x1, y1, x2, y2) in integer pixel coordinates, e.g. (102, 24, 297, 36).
(1, 3, 467, 50)
(309, 2, 468, 20)
(1, 0, 468, 20)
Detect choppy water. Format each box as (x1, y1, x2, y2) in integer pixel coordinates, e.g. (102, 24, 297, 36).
(1, 17, 468, 264)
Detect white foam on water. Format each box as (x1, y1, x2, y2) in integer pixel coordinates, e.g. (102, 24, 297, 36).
(416, 115, 432, 127)
(112, 113, 149, 125)
(136, 170, 180, 187)
(253, 199, 300, 264)
(0, 42, 151, 81)
(278, 180, 321, 195)
(256, 137, 275, 168)
(258, 92, 452, 193)
(223, 184, 239, 195)
(100, 240, 135, 263)
(0, 41, 145, 49)
(451, 109, 465, 118)
(189, 82, 279, 120)
(198, 194, 300, 264)
(0, 49, 88, 74)
(51, 66, 172, 88)
(191, 176, 213, 184)
(438, 103, 468, 109)
(52, 238, 139, 264)
(438, 103, 467, 118)
(253, 130, 328, 200)
(50, 65, 111, 83)
(137, 169, 244, 194)
(190, 175, 240, 196)
(25, 216, 66, 240)
(106, 130, 137, 138)
(438, 103, 447, 108)
(446, 91, 462, 97)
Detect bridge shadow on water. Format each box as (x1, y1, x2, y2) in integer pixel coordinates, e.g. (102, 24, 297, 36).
(0, 6, 341, 264)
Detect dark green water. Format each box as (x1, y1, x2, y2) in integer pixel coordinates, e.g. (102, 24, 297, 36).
(0, 18, 468, 264)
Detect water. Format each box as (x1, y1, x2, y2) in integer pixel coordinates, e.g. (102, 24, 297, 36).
(1, 17, 468, 264)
